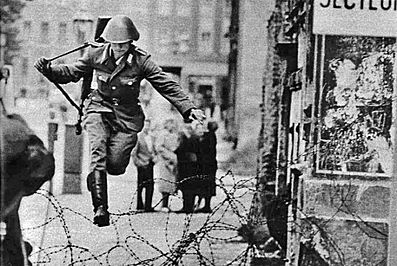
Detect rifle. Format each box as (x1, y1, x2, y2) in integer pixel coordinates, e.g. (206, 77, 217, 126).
(41, 16, 112, 135)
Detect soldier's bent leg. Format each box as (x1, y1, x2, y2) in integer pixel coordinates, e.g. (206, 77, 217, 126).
(85, 114, 109, 173)
(106, 131, 138, 175)
(84, 113, 109, 189)
(89, 171, 110, 227)
(84, 114, 110, 226)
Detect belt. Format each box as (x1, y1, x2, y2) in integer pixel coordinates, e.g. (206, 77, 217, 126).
(97, 91, 137, 106)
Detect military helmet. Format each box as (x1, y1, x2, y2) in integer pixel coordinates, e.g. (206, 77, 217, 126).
(101, 15, 140, 43)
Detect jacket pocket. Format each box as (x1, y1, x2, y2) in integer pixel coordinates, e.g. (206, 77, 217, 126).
(95, 70, 111, 83)
(119, 77, 140, 86)
(97, 74, 110, 83)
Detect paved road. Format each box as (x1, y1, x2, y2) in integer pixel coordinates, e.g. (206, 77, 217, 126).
(19, 169, 255, 265)
(14, 99, 257, 265)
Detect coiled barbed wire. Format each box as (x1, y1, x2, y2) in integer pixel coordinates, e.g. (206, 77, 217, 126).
(21, 171, 261, 265)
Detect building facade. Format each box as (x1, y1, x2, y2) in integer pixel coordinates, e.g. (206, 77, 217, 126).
(258, 0, 396, 265)
(12, 0, 231, 128)
(10, 0, 271, 154)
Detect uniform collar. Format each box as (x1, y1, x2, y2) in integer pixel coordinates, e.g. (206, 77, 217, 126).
(126, 53, 134, 66)
(99, 44, 112, 65)
(124, 45, 135, 66)
(97, 44, 116, 70)
(98, 44, 135, 76)
(100, 44, 134, 65)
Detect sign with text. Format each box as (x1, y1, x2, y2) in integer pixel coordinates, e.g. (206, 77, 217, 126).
(313, 0, 397, 37)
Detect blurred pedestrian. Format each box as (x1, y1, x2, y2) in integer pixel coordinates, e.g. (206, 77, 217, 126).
(196, 121, 218, 213)
(34, 15, 205, 226)
(1, 113, 55, 265)
(132, 118, 156, 212)
(202, 88, 215, 118)
(175, 122, 202, 213)
(154, 119, 180, 212)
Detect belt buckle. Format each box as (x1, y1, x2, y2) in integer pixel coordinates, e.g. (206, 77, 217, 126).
(112, 98, 119, 106)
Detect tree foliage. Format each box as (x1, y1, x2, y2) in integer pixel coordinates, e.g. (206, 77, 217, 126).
(1, 0, 27, 64)
(1, 0, 25, 24)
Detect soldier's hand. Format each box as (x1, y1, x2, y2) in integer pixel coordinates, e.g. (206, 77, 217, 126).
(185, 108, 206, 124)
(34, 58, 52, 74)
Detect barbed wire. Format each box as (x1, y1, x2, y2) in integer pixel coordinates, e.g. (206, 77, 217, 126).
(21, 171, 267, 265)
(18, 136, 391, 266)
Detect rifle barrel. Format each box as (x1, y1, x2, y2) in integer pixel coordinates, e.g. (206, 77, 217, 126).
(47, 42, 90, 62)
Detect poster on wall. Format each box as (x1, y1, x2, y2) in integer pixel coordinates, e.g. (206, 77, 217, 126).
(318, 35, 395, 175)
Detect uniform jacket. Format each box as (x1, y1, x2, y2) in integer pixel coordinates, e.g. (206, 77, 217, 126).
(132, 132, 156, 167)
(46, 43, 195, 132)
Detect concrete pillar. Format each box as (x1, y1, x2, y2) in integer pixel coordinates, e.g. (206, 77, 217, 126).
(62, 124, 83, 194)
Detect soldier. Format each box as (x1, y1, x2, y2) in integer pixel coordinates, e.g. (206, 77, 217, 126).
(1, 113, 55, 265)
(34, 15, 205, 226)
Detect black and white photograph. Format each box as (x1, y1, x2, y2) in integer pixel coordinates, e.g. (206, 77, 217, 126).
(0, 0, 396, 265)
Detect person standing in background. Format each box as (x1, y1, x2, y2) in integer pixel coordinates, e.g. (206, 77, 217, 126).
(132, 118, 156, 212)
(154, 119, 180, 212)
(197, 121, 218, 213)
(175, 123, 201, 213)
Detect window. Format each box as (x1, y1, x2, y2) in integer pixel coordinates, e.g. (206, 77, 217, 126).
(171, 32, 191, 54)
(40, 22, 50, 43)
(198, 29, 213, 54)
(158, 30, 171, 54)
(201, 32, 211, 41)
(220, 1, 232, 55)
(22, 21, 32, 40)
(58, 22, 67, 42)
(198, 31, 213, 54)
(220, 17, 230, 55)
(198, 17, 214, 54)
(317, 36, 395, 176)
(177, 33, 190, 53)
(224, 0, 232, 16)
(198, 2, 215, 55)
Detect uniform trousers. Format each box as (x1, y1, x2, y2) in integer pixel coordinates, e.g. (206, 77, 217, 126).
(84, 112, 138, 175)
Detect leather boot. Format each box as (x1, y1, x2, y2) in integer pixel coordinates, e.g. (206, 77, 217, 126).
(89, 170, 110, 227)
(144, 183, 154, 211)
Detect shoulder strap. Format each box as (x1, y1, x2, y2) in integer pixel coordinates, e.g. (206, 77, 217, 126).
(133, 45, 148, 56)
(88, 41, 106, 48)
